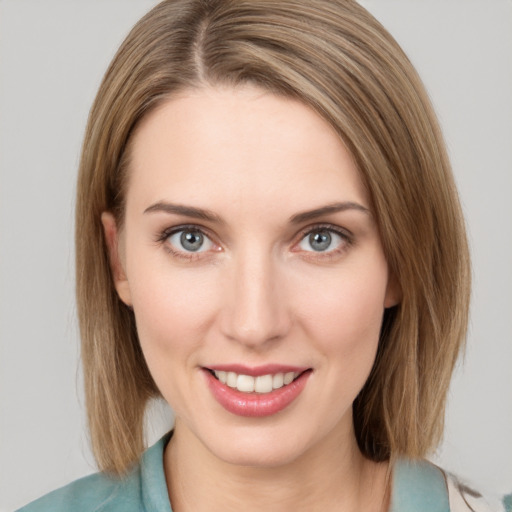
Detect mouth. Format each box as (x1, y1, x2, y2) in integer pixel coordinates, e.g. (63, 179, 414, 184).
(203, 366, 312, 417)
(206, 369, 305, 394)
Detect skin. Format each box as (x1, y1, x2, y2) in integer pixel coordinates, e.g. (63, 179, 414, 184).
(103, 85, 400, 512)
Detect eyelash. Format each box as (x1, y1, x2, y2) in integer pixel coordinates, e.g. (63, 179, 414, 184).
(155, 223, 354, 261)
(156, 224, 218, 261)
(294, 223, 353, 260)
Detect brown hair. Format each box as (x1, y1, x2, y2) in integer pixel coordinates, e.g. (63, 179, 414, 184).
(76, 0, 470, 474)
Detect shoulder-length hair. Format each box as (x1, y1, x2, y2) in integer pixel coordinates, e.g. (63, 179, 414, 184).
(76, 0, 470, 474)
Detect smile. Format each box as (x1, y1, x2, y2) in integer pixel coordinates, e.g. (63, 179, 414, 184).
(211, 370, 301, 394)
(203, 366, 312, 417)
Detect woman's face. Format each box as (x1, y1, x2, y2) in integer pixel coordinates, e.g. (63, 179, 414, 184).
(104, 85, 399, 467)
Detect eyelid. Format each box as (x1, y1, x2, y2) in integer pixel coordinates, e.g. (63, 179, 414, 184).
(295, 223, 353, 242)
(156, 224, 221, 259)
(157, 223, 214, 242)
(291, 223, 354, 255)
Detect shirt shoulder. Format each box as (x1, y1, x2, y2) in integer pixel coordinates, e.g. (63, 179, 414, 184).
(16, 468, 142, 512)
(444, 472, 512, 512)
(16, 432, 172, 512)
(391, 458, 511, 512)
(391, 458, 451, 512)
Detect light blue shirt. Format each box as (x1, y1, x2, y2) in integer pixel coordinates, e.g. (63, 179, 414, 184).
(18, 433, 512, 512)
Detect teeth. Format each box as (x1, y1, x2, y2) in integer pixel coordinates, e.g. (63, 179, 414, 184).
(226, 372, 237, 388)
(272, 373, 284, 389)
(283, 372, 295, 385)
(213, 370, 300, 394)
(255, 374, 273, 393)
(237, 374, 255, 392)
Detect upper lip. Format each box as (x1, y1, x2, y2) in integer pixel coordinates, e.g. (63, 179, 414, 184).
(204, 364, 311, 377)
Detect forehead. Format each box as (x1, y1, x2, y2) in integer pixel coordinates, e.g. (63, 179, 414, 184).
(126, 85, 368, 216)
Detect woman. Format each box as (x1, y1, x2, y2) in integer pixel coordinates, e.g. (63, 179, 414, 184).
(18, 0, 511, 511)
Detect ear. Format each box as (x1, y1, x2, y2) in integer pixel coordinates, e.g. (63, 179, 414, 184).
(101, 212, 132, 306)
(384, 271, 402, 309)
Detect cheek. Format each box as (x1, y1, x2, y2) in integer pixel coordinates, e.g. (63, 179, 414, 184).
(127, 263, 222, 411)
(126, 252, 219, 360)
(294, 257, 388, 357)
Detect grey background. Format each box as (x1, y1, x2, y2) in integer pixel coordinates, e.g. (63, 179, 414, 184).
(1, 1, 511, 510)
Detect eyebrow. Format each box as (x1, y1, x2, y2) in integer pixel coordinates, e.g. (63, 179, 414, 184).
(143, 200, 370, 225)
(143, 202, 224, 223)
(289, 202, 370, 224)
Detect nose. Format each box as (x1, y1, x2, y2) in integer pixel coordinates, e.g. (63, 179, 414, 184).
(220, 248, 291, 349)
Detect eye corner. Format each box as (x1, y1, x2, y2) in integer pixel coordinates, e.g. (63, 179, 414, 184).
(155, 224, 223, 261)
(291, 224, 353, 259)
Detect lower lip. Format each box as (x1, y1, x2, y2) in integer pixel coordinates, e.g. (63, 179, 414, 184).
(204, 369, 311, 417)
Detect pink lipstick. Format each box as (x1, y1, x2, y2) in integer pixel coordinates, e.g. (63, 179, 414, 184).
(203, 365, 312, 417)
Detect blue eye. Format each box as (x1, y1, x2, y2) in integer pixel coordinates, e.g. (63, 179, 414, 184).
(298, 228, 344, 252)
(167, 228, 214, 253)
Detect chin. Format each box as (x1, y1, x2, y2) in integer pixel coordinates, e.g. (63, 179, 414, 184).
(197, 422, 321, 469)
(215, 443, 304, 469)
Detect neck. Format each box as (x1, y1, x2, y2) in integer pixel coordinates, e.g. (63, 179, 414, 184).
(164, 418, 390, 512)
